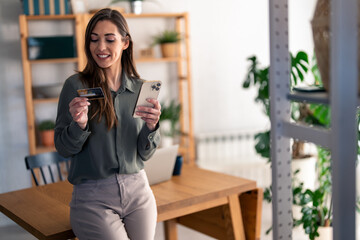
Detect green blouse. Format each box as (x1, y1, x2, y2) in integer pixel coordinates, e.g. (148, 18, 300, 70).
(55, 73, 161, 185)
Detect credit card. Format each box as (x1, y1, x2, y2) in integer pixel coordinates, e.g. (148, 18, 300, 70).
(77, 87, 105, 100)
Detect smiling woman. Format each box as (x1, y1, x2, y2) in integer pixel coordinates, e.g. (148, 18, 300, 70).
(54, 8, 161, 240)
(89, 20, 129, 82)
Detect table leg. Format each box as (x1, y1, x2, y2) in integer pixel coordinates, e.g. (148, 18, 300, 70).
(175, 189, 263, 239)
(228, 194, 246, 240)
(164, 219, 178, 240)
(239, 188, 263, 240)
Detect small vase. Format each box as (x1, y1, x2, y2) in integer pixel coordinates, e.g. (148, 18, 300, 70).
(316, 226, 332, 240)
(160, 43, 177, 58)
(130, 1, 142, 14)
(292, 156, 317, 190)
(292, 156, 317, 220)
(311, 0, 360, 94)
(40, 130, 54, 147)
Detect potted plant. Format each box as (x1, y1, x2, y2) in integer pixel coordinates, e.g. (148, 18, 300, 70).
(243, 51, 319, 186)
(109, 0, 144, 14)
(246, 52, 360, 239)
(38, 120, 55, 147)
(159, 100, 181, 146)
(243, 51, 332, 238)
(153, 30, 181, 58)
(293, 146, 332, 240)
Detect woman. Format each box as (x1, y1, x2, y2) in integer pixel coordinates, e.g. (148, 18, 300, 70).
(54, 8, 161, 240)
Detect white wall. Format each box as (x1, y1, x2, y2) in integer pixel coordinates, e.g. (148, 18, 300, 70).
(0, 0, 316, 226)
(0, 0, 33, 226)
(94, 0, 316, 133)
(88, 0, 274, 133)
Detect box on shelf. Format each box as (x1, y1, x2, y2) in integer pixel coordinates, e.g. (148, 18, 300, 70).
(22, 0, 70, 15)
(27, 36, 76, 60)
(139, 48, 155, 58)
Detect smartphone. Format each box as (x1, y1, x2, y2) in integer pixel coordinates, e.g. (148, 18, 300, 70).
(133, 80, 162, 118)
(77, 87, 105, 100)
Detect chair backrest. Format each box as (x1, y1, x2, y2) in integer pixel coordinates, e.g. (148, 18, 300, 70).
(25, 151, 70, 186)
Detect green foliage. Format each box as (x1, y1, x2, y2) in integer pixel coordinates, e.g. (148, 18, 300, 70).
(263, 185, 272, 203)
(291, 51, 309, 84)
(159, 100, 181, 137)
(293, 147, 332, 240)
(254, 131, 271, 161)
(310, 54, 322, 86)
(243, 51, 309, 117)
(243, 51, 310, 161)
(38, 120, 55, 131)
(244, 50, 360, 239)
(243, 51, 334, 239)
(153, 30, 181, 45)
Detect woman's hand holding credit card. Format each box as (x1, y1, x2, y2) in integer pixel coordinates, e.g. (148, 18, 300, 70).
(68, 87, 104, 130)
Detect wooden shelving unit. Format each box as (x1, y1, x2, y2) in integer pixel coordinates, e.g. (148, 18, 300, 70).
(19, 14, 83, 155)
(20, 12, 195, 165)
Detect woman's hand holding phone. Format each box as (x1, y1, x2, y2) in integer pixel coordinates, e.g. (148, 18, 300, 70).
(136, 98, 161, 131)
(133, 81, 162, 131)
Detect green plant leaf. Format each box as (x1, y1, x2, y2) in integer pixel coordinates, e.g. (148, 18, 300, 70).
(254, 131, 270, 160)
(290, 51, 309, 85)
(159, 100, 181, 137)
(38, 120, 55, 131)
(153, 30, 181, 45)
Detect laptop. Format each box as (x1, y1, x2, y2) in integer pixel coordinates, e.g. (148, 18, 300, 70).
(144, 145, 179, 185)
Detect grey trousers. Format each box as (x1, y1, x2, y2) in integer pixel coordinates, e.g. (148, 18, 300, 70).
(70, 170, 157, 240)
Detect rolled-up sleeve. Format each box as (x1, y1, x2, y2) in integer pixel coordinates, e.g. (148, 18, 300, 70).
(137, 122, 161, 160)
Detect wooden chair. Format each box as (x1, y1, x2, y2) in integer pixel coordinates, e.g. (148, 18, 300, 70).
(25, 151, 70, 186)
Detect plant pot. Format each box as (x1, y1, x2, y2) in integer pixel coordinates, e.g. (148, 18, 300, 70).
(292, 156, 317, 190)
(316, 226, 332, 240)
(40, 130, 54, 147)
(130, 1, 142, 14)
(311, 0, 360, 93)
(292, 156, 317, 220)
(160, 43, 177, 58)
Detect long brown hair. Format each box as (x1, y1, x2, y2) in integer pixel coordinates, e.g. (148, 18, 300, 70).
(79, 8, 139, 129)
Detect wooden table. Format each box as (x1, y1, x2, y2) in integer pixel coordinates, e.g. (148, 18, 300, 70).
(0, 166, 262, 240)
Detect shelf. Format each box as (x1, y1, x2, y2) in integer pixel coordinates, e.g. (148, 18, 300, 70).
(136, 57, 181, 63)
(24, 13, 187, 21)
(26, 15, 76, 20)
(29, 58, 78, 64)
(287, 91, 329, 104)
(282, 121, 331, 149)
(288, 91, 360, 105)
(123, 13, 187, 18)
(33, 98, 59, 104)
(36, 146, 56, 154)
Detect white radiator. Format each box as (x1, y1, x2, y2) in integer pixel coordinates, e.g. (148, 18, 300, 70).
(195, 129, 271, 188)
